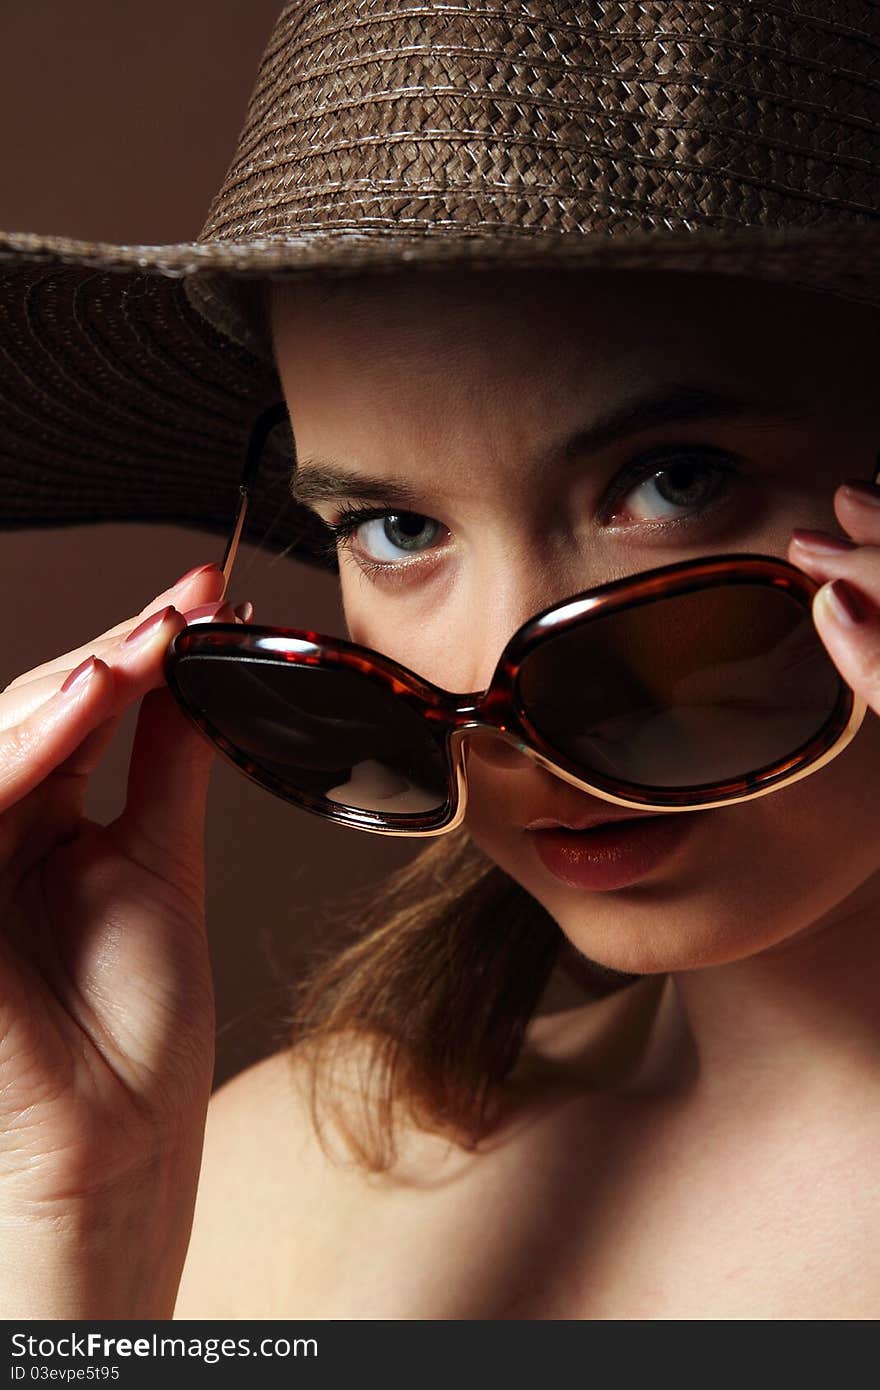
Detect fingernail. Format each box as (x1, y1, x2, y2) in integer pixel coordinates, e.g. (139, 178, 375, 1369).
(60, 655, 100, 695)
(181, 601, 234, 625)
(124, 604, 178, 645)
(820, 578, 869, 628)
(840, 480, 880, 506)
(791, 528, 857, 554)
(233, 600, 254, 623)
(171, 562, 224, 589)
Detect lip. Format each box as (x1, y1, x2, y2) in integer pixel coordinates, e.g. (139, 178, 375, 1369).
(525, 811, 661, 832)
(525, 811, 703, 891)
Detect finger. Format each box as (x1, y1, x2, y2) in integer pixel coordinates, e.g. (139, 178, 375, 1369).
(832, 480, 880, 545)
(0, 602, 192, 804)
(811, 578, 880, 717)
(108, 600, 255, 905)
(1, 601, 243, 729)
(0, 657, 117, 811)
(785, 522, 880, 715)
(787, 537, 880, 601)
(0, 597, 246, 820)
(55, 711, 124, 778)
(0, 606, 186, 733)
(3, 565, 226, 693)
(109, 684, 217, 916)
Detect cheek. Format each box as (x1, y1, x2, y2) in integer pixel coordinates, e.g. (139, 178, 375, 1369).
(750, 710, 880, 909)
(459, 711, 880, 971)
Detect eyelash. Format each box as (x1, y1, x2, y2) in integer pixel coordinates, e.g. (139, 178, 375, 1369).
(314, 446, 742, 578)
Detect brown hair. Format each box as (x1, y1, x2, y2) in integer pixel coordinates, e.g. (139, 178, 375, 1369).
(285, 826, 635, 1174)
(271, 276, 630, 1173)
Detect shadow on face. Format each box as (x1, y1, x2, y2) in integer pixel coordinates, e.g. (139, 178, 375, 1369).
(269, 267, 880, 975)
(271, 266, 877, 679)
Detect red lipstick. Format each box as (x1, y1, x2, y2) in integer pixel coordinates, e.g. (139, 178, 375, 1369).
(526, 811, 703, 890)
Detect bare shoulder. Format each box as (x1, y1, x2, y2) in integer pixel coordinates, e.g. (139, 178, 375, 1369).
(174, 1043, 364, 1319)
(173, 1037, 468, 1319)
(173, 982, 664, 1319)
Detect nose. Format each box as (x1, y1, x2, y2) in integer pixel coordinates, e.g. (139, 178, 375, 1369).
(463, 727, 534, 771)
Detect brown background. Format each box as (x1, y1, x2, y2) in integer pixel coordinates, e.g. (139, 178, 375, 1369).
(0, 1, 420, 1086)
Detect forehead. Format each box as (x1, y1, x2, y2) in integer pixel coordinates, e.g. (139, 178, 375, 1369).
(268, 270, 877, 534)
(271, 268, 872, 395)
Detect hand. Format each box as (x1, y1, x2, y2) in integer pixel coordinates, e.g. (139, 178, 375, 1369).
(0, 563, 246, 1317)
(789, 480, 880, 717)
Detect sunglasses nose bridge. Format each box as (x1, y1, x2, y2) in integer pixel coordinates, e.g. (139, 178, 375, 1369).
(448, 713, 535, 774)
(447, 675, 525, 739)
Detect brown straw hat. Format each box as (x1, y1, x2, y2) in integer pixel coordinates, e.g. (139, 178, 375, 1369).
(2, 0, 879, 573)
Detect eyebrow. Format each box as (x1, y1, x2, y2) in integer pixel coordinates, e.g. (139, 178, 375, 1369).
(288, 384, 799, 511)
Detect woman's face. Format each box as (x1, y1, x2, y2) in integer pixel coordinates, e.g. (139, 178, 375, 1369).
(270, 268, 880, 975)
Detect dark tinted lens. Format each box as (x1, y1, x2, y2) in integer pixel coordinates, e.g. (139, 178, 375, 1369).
(173, 657, 450, 816)
(516, 582, 843, 789)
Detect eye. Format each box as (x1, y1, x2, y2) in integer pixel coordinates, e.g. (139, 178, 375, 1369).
(320, 502, 447, 571)
(601, 446, 741, 526)
(317, 444, 744, 577)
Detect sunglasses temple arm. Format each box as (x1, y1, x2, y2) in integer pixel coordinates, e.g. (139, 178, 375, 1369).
(218, 400, 291, 603)
(214, 419, 880, 604)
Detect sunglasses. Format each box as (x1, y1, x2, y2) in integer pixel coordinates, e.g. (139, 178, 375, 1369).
(164, 404, 871, 837)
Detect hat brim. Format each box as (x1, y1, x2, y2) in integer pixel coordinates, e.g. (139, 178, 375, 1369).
(2, 222, 879, 573)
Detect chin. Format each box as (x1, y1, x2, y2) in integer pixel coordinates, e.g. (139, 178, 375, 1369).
(548, 899, 791, 978)
(465, 809, 838, 977)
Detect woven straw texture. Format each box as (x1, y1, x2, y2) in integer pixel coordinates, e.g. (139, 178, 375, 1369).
(2, 0, 879, 572)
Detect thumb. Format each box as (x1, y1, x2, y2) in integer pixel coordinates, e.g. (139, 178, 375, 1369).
(812, 578, 880, 718)
(111, 683, 217, 901)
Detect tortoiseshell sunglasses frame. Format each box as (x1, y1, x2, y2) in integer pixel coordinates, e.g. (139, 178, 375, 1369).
(163, 403, 872, 837)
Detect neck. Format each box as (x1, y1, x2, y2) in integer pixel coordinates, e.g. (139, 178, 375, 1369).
(637, 871, 880, 1110)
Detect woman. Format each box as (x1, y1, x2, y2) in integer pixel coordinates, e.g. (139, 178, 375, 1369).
(1, 1, 879, 1318)
(175, 263, 880, 1320)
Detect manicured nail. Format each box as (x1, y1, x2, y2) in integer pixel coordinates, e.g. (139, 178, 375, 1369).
(790, 528, 857, 554)
(124, 604, 177, 644)
(820, 578, 869, 627)
(171, 562, 224, 589)
(839, 480, 880, 506)
(233, 600, 254, 623)
(60, 655, 100, 695)
(181, 601, 234, 624)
